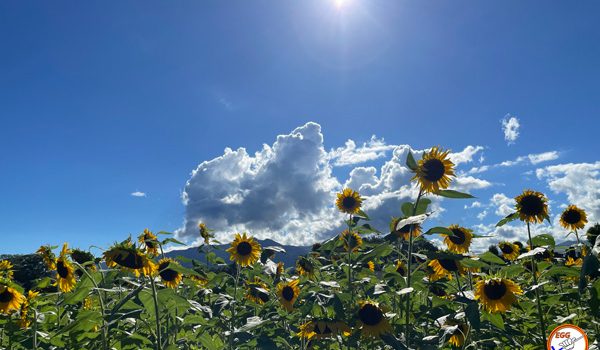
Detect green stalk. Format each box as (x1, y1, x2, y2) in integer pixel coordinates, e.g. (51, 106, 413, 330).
(405, 188, 423, 348)
(229, 264, 240, 350)
(526, 222, 547, 344)
(150, 277, 162, 350)
(32, 309, 38, 350)
(74, 262, 108, 350)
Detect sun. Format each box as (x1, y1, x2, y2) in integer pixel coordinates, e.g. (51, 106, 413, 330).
(334, 0, 349, 9)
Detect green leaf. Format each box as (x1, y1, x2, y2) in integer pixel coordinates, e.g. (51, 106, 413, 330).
(161, 237, 186, 246)
(495, 212, 519, 227)
(580, 255, 600, 293)
(478, 252, 506, 265)
(401, 202, 413, 217)
(482, 311, 504, 330)
(465, 302, 481, 331)
(424, 226, 453, 236)
(355, 209, 370, 220)
(406, 151, 418, 171)
(460, 258, 489, 269)
(545, 266, 580, 278)
(434, 190, 475, 199)
(531, 234, 555, 248)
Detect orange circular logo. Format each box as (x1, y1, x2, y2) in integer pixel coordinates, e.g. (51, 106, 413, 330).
(547, 324, 588, 350)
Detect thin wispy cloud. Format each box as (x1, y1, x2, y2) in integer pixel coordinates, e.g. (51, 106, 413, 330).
(467, 151, 560, 174)
(501, 115, 520, 145)
(131, 191, 147, 197)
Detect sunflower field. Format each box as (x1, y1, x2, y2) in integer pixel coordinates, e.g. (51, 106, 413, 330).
(1, 146, 599, 349)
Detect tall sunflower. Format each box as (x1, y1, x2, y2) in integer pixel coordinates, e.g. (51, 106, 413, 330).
(395, 260, 407, 276)
(412, 146, 455, 193)
(70, 249, 96, 271)
(103, 240, 157, 277)
(0, 285, 25, 314)
(474, 277, 522, 313)
(158, 258, 183, 289)
(390, 217, 422, 240)
(336, 188, 363, 214)
(498, 241, 520, 261)
(17, 290, 39, 329)
(246, 277, 270, 305)
(55, 243, 77, 293)
(341, 230, 363, 252)
(357, 300, 391, 338)
(198, 222, 213, 245)
(447, 323, 469, 348)
(0, 260, 14, 280)
(443, 225, 473, 254)
(226, 233, 261, 267)
(138, 229, 160, 257)
(428, 256, 464, 281)
(36, 245, 56, 270)
(515, 190, 549, 224)
(277, 279, 300, 311)
(560, 205, 588, 231)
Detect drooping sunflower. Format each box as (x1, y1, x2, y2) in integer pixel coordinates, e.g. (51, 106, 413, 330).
(412, 146, 455, 193)
(198, 222, 213, 245)
(226, 233, 261, 267)
(442, 225, 473, 254)
(70, 249, 97, 271)
(560, 205, 588, 231)
(565, 256, 583, 267)
(587, 223, 600, 246)
(447, 323, 469, 348)
(498, 241, 520, 261)
(0, 260, 14, 280)
(341, 230, 363, 252)
(395, 260, 407, 276)
(189, 274, 208, 287)
(103, 240, 157, 277)
(428, 256, 464, 281)
(474, 277, 522, 313)
(429, 284, 448, 298)
(297, 320, 351, 340)
(55, 243, 77, 293)
(296, 257, 316, 278)
(357, 300, 391, 338)
(515, 190, 549, 224)
(0, 285, 25, 314)
(276, 262, 285, 278)
(17, 290, 39, 329)
(336, 188, 363, 214)
(390, 217, 422, 240)
(246, 277, 270, 305)
(277, 279, 300, 311)
(36, 245, 56, 270)
(158, 258, 183, 289)
(138, 229, 160, 256)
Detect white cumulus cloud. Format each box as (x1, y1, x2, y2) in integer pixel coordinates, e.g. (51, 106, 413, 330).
(501, 115, 520, 145)
(131, 191, 147, 197)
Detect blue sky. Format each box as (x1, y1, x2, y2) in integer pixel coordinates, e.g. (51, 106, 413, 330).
(1, 1, 599, 254)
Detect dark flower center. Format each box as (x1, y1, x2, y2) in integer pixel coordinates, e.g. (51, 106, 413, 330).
(397, 223, 417, 234)
(519, 194, 545, 216)
(483, 281, 507, 300)
(282, 286, 295, 301)
(71, 250, 93, 264)
(562, 209, 581, 225)
(438, 259, 459, 272)
(429, 285, 446, 297)
(500, 244, 513, 254)
(396, 265, 406, 276)
(342, 196, 357, 209)
(115, 250, 144, 269)
(448, 228, 466, 244)
(359, 304, 384, 326)
(236, 241, 252, 256)
(159, 262, 179, 282)
(422, 159, 445, 182)
(0, 289, 13, 303)
(321, 324, 332, 335)
(57, 260, 70, 278)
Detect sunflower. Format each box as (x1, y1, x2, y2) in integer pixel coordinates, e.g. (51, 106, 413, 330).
(367, 261, 375, 272)
(277, 279, 300, 311)
(70, 249, 96, 271)
(428, 257, 464, 281)
(0, 260, 14, 280)
(498, 241, 520, 261)
(83, 296, 93, 310)
(474, 277, 522, 313)
(189, 274, 208, 287)
(0, 285, 25, 314)
(297, 320, 350, 340)
(55, 243, 77, 293)
(198, 222, 213, 245)
(226, 233, 261, 267)
(447, 323, 469, 348)
(515, 190, 549, 224)
(336, 188, 363, 214)
(560, 205, 588, 231)
(36, 245, 56, 270)
(158, 258, 183, 289)
(246, 277, 270, 305)
(587, 223, 600, 246)
(442, 225, 473, 254)
(395, 260, 407, 276)
(412, 146, 455, 193)
(296, 257, 316, 278)
(276, 262, 285, 278)
(138, 229, 160, 256)
(357, 300, 391, 338)
(103, 241, 157, 277)
(429, 284, 447, 298)
(565, 256, 583, 267)
(341, 230, 363, 252)
(390, 217, 422, 240)
(17, 290, 39, 329)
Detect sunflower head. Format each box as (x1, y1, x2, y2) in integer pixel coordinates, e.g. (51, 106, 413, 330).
(428, 255, 464, 281)
(341, 230, 363, 252)
(565, 256, 583, 267)
(357, 300, 391, 338)
(246, 277, 270, 305)
(367, 261, 375, 272)
(0, 260, 14, 281)
(336, 188, 363, 214)
(103, 241, 157, 277)
(296, 257, 316, 278)
(587, 223, 600, 246)
(412, 146, 455, 193)
(0, 285, 25, 314)
(447, 323, 469, 348)
(36, 245, 57, 270)
(198, 223, 213, 245)
(158, 258, 183, 289)
(225, 233, 261, 267)
(395, 260, 407, 276)
(70, 249, 96, 271)
(390, 217, 422, 240)
(515, 190, 549, 224)
(55, 243, 77, 293)
(276, 262, 285, 278)
(297, 320, 350, 340)
(138, 229, 160, 256)
(560, 205, 588, 231)
(498, 241, 520, 261)
(443, 225, 473, 254)
(277, 279, 300, 311)
(474, 277, 522, 313)
(429, 283, 447, 298)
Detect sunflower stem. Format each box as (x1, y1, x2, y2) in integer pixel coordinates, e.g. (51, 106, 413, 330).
(405, 188, 423, 348)
(150, 276, 162, 350)
(526, 222, 547, 344)
(73, 262, 108, 350)
(32, 309, 38, 350)
(229, 263, 240, 350)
